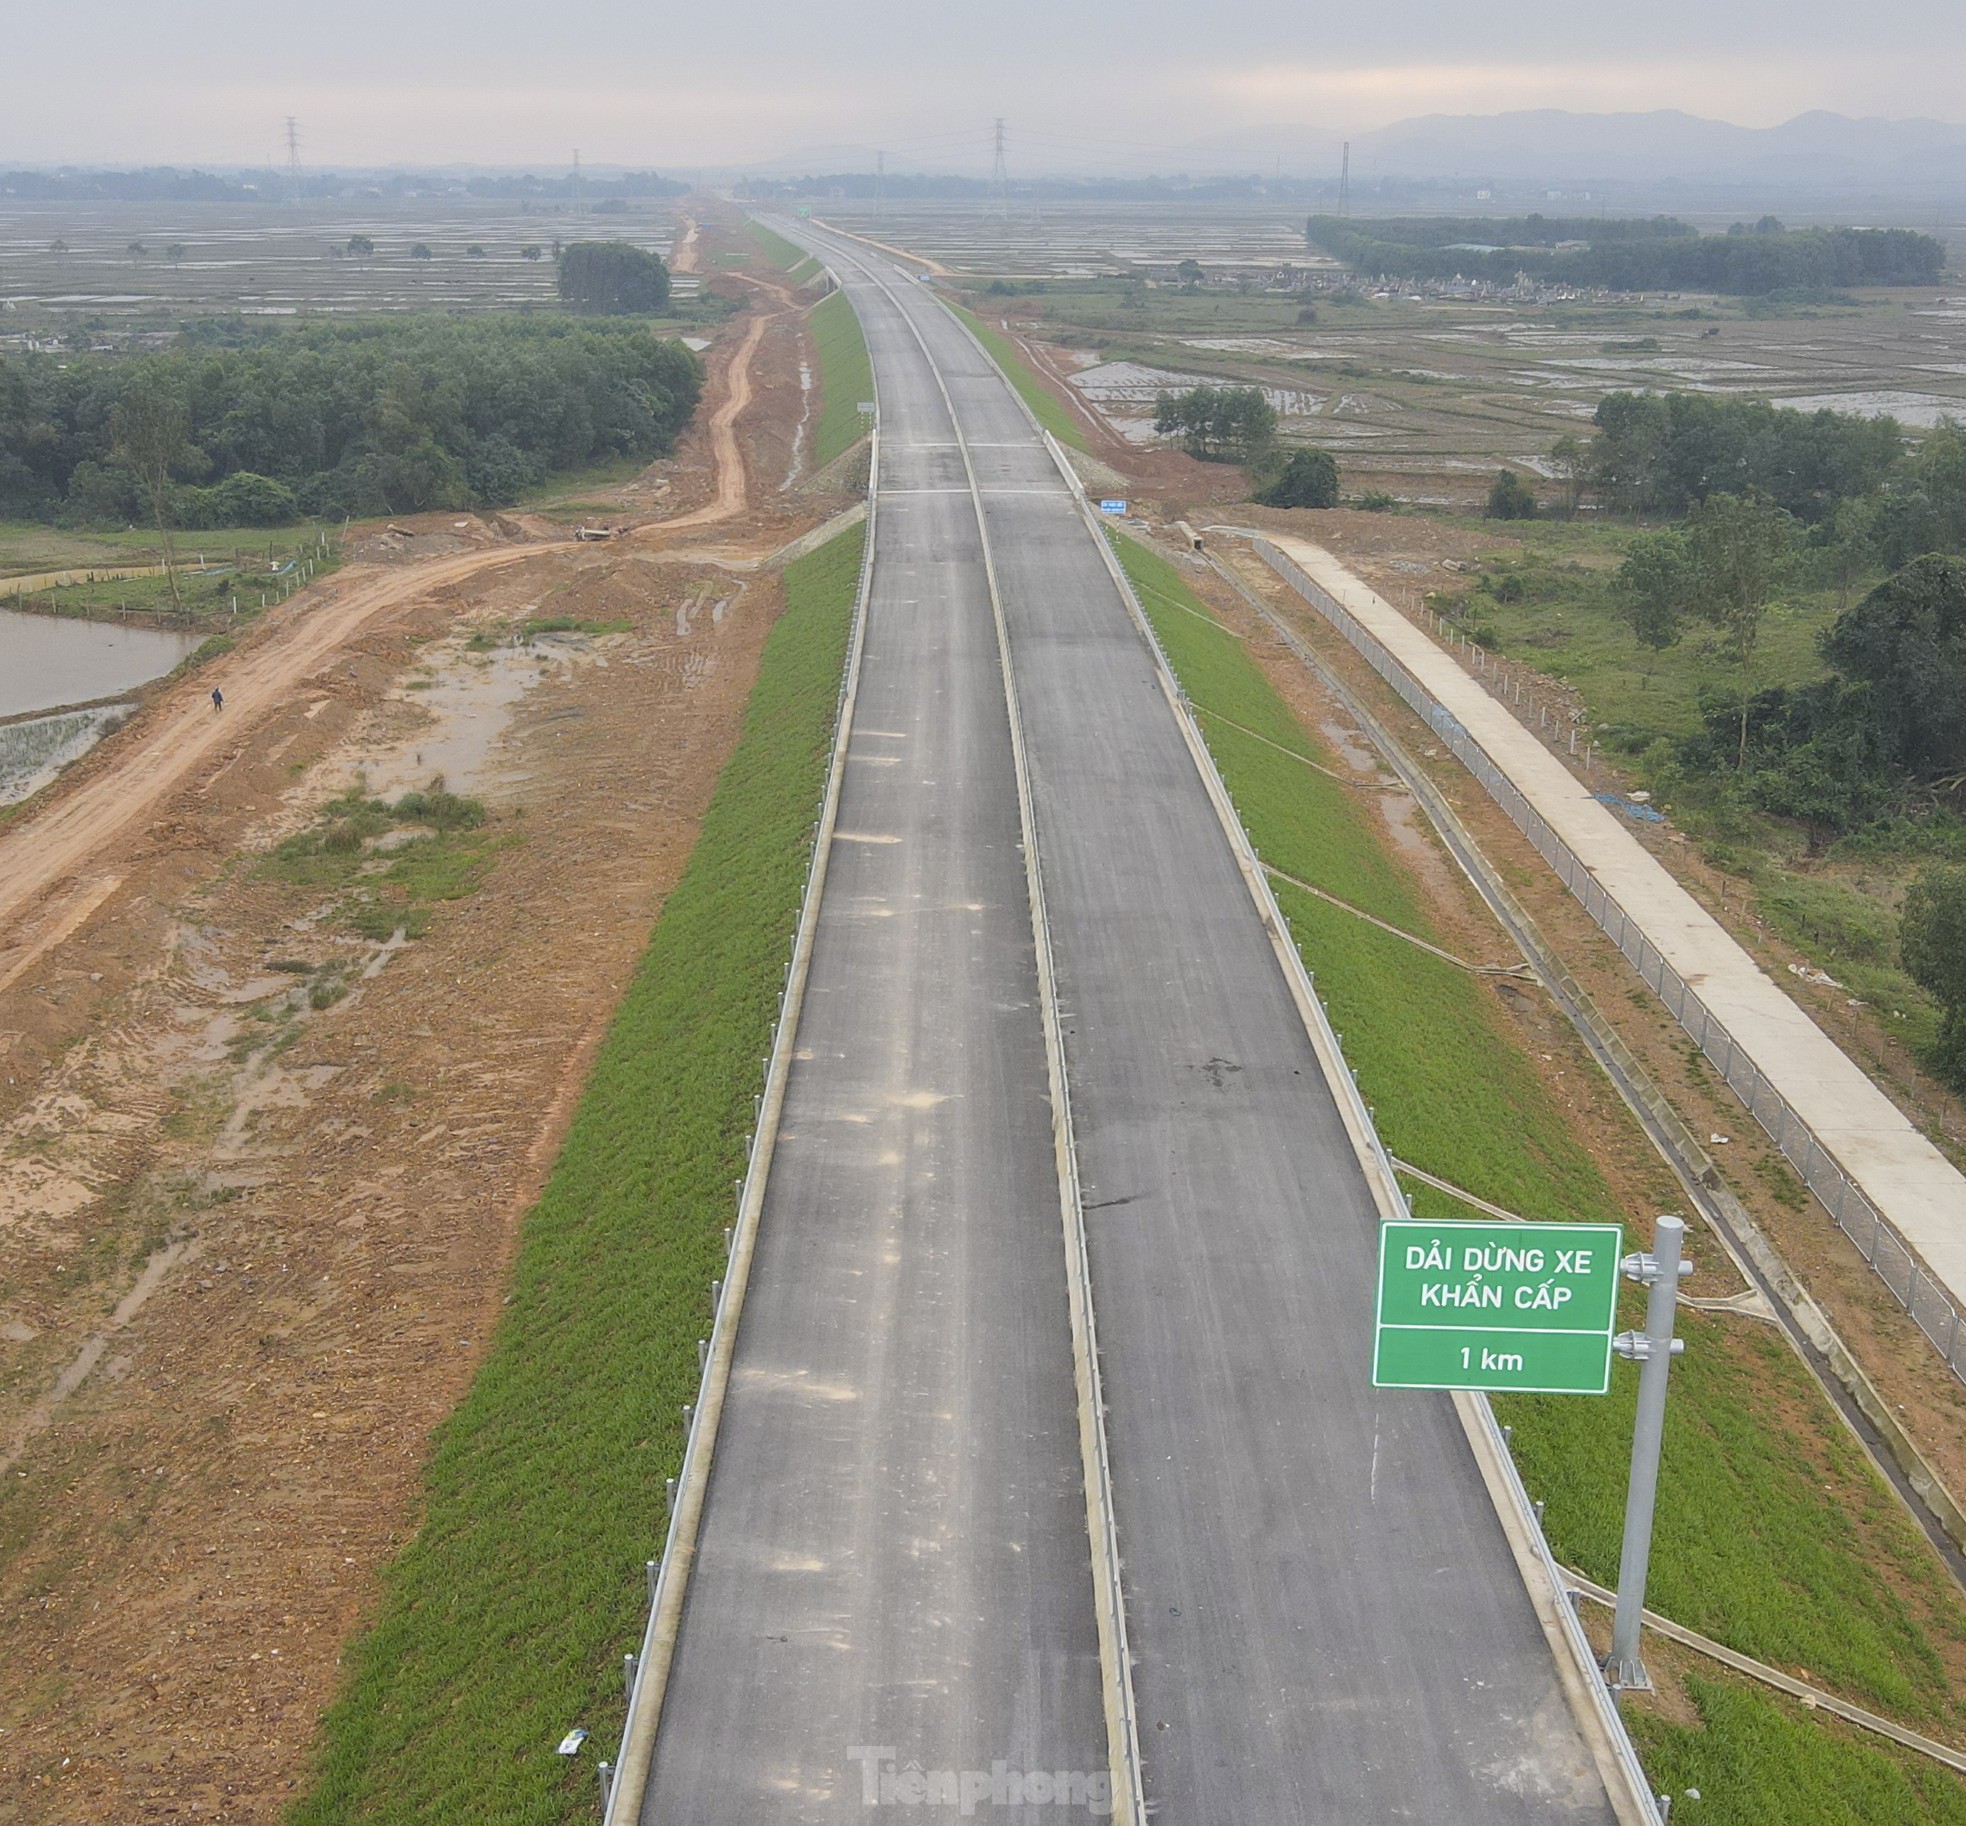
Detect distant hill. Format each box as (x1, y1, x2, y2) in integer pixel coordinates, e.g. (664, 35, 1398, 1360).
(1162, 109, 1966, 198)
(1347, 109, 1966, 186)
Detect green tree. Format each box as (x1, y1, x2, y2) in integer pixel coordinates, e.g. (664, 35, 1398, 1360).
(1751, 722, 1895, 855)
(111, 371, 198, 611)
(1610, 528, 1694, 655)
(1254, 446, 1339, 509)
(1485, 469, 1537, 519)
(1686, 490, 1796, 767)
(1176, 258, 1205, 287)
(1819, 553, 1966, 787)
(1548, 433, 1590, 519)
(346, 234, 375, 261)
(557, 240, 671, 313)
(410, 242, 434, 261)
(1900, 862, 1966, 1090)
(1153, 385, 1277, 463)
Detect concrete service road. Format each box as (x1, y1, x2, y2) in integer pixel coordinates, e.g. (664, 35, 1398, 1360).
(637, 246, 1107, 1819)
(804, 231, 1622, 1824)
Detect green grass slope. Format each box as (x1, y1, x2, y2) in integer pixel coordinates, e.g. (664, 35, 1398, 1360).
(290, 525, 864, 1825)
(808, 290, 873, 471)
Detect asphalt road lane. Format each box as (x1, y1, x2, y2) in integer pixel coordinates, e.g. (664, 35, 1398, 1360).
(822, 238, 1620, 1824)
(639, 254, 1107, 1823)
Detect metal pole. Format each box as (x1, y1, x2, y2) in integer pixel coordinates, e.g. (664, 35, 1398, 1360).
(1606, 1214, 1689, 1690)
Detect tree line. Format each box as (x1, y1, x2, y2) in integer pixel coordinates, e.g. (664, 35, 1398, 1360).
(1489, 392, 1966, 1085)
(0, 314, 701, 525)
(1306, 215, 1945, 295)
(1523, 394, 1966, 832)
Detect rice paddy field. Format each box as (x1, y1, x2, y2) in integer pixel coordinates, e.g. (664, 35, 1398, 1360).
(815, 199, 1966, 498)
(0, 197, 689, 343)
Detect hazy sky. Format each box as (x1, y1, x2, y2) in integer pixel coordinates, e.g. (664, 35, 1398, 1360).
(5, 0, 1963, 171)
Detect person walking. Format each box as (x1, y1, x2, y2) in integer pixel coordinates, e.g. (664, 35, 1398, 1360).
(211, 686, 224, 712)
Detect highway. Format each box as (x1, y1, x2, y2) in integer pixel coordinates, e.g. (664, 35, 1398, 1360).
(630, 224, 1630, 1823)
(635, 241, 1108, 1819)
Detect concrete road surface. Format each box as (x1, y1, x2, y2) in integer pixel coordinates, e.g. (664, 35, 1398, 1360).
(639, 244, 1107, 1821)
(635, 223, 1626, 1825)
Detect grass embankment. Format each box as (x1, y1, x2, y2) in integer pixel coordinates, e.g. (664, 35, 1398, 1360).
(1110, 530, 1966, 1812)
(947, 303, 1088, 451)
(744, 220, 820, 285)
(290, 525, 864, 1825)
(808, 289, 873, 470)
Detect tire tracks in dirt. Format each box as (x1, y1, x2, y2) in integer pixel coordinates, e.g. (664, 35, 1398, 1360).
(0, 280, 791, 993)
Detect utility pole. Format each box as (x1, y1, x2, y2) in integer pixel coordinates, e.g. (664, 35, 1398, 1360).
(1338, 141, 1350, 218)
(991, 117, 1009, 222)
(1604, 1214, 1691, 1692)
(284, 116, 301, 207)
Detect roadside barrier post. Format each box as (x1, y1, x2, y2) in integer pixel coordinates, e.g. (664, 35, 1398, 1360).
(1605, 1214, 1690, 1691)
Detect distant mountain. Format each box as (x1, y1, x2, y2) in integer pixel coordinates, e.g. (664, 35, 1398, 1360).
(1348, 109, 1966, 187)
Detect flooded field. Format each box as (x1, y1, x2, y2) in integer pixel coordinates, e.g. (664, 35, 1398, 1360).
(0, 606, 200, 716)
(813, 200, 1966, 492)
(0, 198, 685, 336)
(822, 198, 1337, 279)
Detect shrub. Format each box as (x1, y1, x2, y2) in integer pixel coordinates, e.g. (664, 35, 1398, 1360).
(1254, 447, 1340, 510)
(1901, 861, 1966, 1088)
(1486, 469, 1539, 520)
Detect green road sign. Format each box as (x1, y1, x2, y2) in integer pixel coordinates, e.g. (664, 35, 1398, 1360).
(1373, 1219, 1623, 1394)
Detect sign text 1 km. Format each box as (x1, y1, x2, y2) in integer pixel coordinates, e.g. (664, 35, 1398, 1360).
(1373, 1220, 1623, 1394)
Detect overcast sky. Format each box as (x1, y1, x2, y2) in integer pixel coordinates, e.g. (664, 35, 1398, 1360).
(5, 0, 1963, 171)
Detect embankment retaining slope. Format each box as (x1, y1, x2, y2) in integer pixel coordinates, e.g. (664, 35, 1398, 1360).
(1257, 531, 1966, 1354)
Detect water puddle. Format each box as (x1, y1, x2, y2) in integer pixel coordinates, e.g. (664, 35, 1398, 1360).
(331, 624, 612, 801)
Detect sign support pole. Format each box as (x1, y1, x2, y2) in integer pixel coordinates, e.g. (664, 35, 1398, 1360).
(1605, 1214, 1689, 1692)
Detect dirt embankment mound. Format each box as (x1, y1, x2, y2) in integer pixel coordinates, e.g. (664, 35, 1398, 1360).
(0, 240, 845, 1820)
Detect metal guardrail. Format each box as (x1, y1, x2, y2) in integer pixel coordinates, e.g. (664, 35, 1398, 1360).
(1255, 538, 1966, 1389)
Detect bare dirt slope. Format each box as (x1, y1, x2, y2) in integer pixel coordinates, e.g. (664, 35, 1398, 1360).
(0, 246, 848, 1822)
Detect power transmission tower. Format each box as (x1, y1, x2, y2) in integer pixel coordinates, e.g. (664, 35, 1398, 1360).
(991, 117, 1009, 222)
(572, 148, 582, 215)
(876, 149, 885, 222)
(1338, 141, 1350, 218)
(284, 116, 302, 207)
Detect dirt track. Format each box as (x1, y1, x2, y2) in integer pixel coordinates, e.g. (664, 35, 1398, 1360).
(0, 547, 552, 996)
(0, 212, 848, 1822)
(0, 260, 794, 1004)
